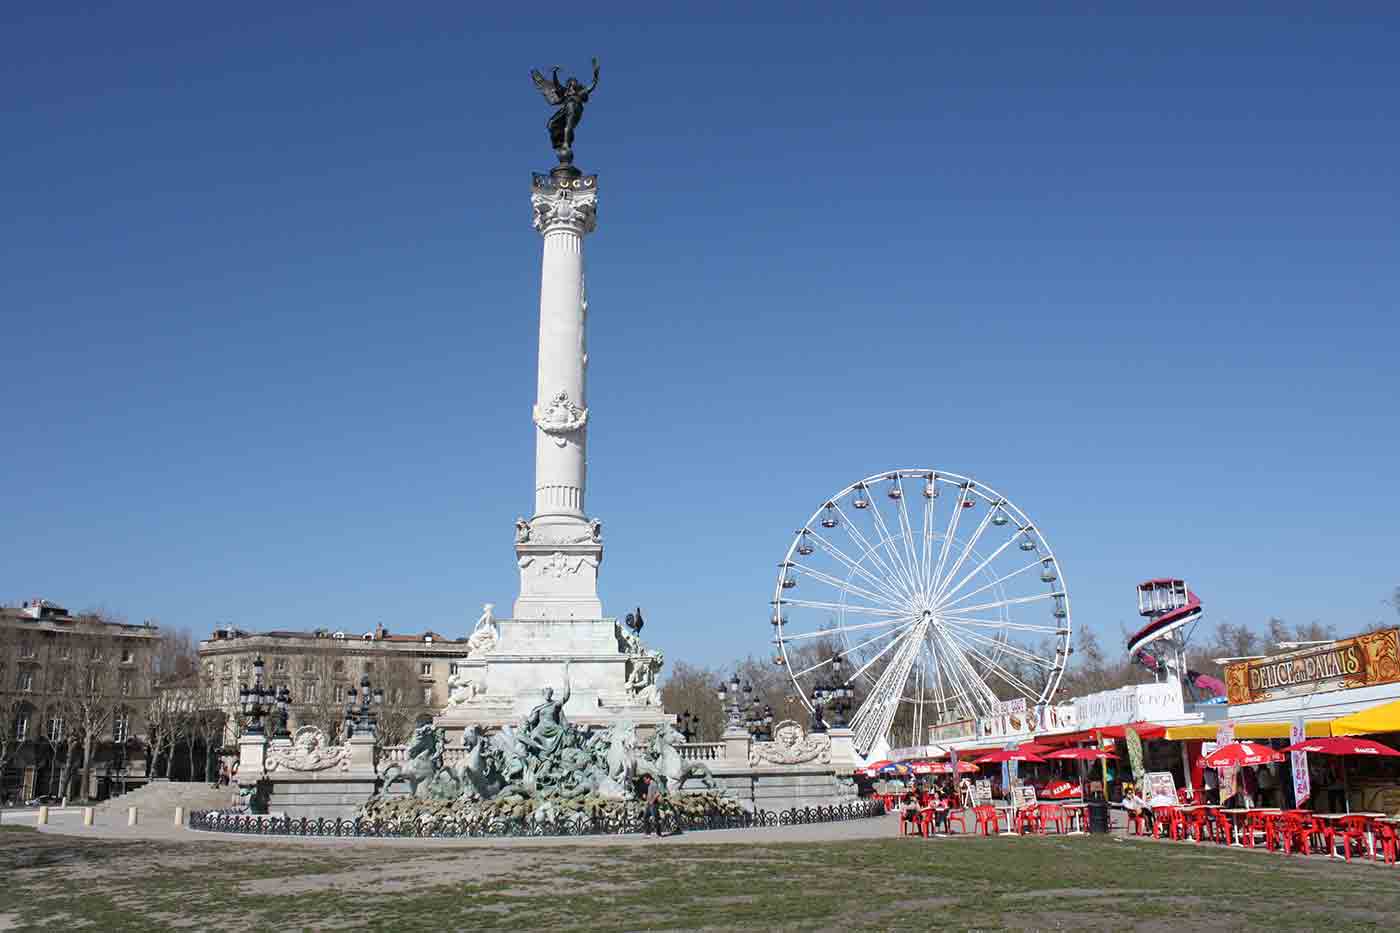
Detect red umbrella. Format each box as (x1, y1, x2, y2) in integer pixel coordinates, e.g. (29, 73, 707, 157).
(926, 760, 980, 774)
(1015, 742, 1055, 755)
(1044, 747, 1114, 761)
(1281, 736, 1400, 757)
(1040, 780, 1083, 799)
(865, 760, 894, 771)
(976, 748, 1045, 764)
(1203, 742, 1285, 768)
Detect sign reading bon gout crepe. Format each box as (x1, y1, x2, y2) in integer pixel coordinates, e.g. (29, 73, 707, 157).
(1073, 682, 1184, 730)
(1224, 628, 1400, 705)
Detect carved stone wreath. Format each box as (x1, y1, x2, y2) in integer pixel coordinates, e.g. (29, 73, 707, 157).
(748, 720, 831, 766)
(265, 726, 351, 774)
(533, 390, 588, 446)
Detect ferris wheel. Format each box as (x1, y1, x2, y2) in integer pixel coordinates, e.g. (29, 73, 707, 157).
(771, 469, 1072, 756)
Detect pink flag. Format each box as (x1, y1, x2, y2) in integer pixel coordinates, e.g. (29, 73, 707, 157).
(1290, 719, 1310, 807)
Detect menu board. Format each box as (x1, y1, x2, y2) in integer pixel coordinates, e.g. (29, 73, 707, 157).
(973, 779, 993, 804)
(1145, 771, 1178, 805)
(1013, 784, 1038, 808)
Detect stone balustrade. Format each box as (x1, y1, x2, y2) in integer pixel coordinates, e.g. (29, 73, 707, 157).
(675, 742, 726, 762)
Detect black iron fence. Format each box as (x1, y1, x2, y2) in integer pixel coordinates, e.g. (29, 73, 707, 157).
(188, 799, 884, 838)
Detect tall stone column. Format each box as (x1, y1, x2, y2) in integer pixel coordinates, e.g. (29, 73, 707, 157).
(513, 171, 603, 620)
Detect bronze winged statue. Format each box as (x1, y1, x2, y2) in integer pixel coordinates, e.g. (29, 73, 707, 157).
(530, 58, 599, 168)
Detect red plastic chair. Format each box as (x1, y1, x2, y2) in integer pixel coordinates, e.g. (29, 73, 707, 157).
(945, 805, 967, 835)
(1335, 815, 1371, 862)
(1125, 808, 1149, 836)
(1183, 809, 1210, 842)
(1039, 804, 1065, 835)
(1303, 815, 1333, 856)
(1015, 806, 1041, 835)
(974, 805, 1003, 836)
(1373, 822, 1398, 865)
(1276, 814, 1310, 856)
(1212, 810, 1234, 845)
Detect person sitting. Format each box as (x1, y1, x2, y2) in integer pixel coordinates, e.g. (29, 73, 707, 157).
(1121, 787, 1151, 834)
(900, 791, 924, 835)
(933, 793, 951, 834)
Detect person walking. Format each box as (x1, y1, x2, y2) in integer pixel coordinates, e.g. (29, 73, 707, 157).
(643, 775, 663, 838)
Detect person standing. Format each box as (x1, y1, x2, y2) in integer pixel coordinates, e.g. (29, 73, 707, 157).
(643, 775, 663, 837)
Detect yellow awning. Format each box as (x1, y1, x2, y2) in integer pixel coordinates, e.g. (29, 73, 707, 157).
(1163, 721, 1332, 741)
(1331, 698, 1400, 736)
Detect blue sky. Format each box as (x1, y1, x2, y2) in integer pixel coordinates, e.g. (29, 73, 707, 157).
(3, 5, 1397, 667)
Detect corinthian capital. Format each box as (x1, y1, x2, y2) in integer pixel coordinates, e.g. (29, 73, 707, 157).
(531, 173, 598, 235)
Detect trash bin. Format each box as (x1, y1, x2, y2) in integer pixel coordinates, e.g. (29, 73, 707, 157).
(1087, 798, 1110, 834)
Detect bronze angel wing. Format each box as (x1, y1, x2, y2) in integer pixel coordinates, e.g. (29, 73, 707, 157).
(530, 67, 564, 106)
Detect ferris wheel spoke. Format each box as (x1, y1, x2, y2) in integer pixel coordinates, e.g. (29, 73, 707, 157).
(929, 502, 999, 604)
(778, 614, 918, 642)
(832, 502, 916, 602)
(778, 598, 907, 618)
(924, 626, 980, 709)
(842, 619, 923, 686)
(928, 483, 969, 600)
(804, 529, 912, 606)
(919, 484, 936, 599)
(941, 590, 1064, 616)
(861, 490, 922, 600)
(940, 549, 1041, 607)
(941, 628, 1045, 701)
(788, 563, 907, 610)
(939, 616, 1063, 634)
(942, 626, 1058, 668)
(851, 621, 928, 751)
(891, 479, 924, 601)
(929, 624, 1000, 714)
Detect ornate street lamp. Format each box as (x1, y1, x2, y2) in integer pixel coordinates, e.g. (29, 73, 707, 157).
(716, 675, 744, 729)
(344, 673, 384, 739)
(238, 656, 278, 736)
(678, 710, 698, 742)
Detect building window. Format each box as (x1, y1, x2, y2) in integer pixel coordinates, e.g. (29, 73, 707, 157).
(18, 641, 35, 659)
(47, 713, 64, 742)
(302, 658, 314, 673)
(113, 711, 130, 744)
(392, 688, 403, 704)
(421, 686, 433, 705)
(120, 648, 133, 663)
(90, 646, 102, 661)
(304, 683, 318, 703)
(239, 659, 250, 674)
(120, 676, 132, 696)
(17, 671, 33, 692)
(448, 662, 459, 676)
(221, 685, 231, 704)
(274, 657, 287, 672)
(58, 642, 72, 660)
(222, 661, 232, 674)
(333, 659, 345, 673)
(15, 710, 31, 742)
(420, 662, 433, 677)
(206, 662, 216, 676)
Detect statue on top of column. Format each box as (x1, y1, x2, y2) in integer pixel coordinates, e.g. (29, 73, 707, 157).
(530, 58, 600, 168)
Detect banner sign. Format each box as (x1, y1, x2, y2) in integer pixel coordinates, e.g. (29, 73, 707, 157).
(1217, 720, 1238, 803)
(1290, 718, 1311, 807)
(1073, 682, 1184, 729)
(928, 718, 975, 743)
(1224, 628, 1400, 705)
(977, 698, 1030, 738)
(1036, 702, 1078, 732)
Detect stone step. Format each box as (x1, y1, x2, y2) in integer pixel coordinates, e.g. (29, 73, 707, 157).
(95, 782, 234, 815)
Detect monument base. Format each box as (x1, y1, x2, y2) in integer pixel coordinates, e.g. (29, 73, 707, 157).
(433, 616, 672, 741)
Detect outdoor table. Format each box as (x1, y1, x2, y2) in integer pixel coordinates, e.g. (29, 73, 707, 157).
(1062, 803, 1089, 835)
(1219, 808, 1278, 846)
(1313, 813, 1377, 859)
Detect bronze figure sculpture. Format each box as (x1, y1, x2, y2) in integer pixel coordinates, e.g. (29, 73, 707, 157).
(530, 58, 599, 170)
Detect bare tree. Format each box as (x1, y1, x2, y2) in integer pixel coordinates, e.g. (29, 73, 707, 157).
(66, 629, 121, 802)
(659, 661, 725, 742)
(294, 639, 354, 743)
(369, 657, 424, 747)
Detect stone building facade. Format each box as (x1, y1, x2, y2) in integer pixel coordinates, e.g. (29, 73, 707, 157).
(198, 624, 475, 745)
(0, 600, 162, 802)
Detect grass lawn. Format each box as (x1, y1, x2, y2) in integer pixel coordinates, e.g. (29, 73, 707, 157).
(1, 824, 1394, 931)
